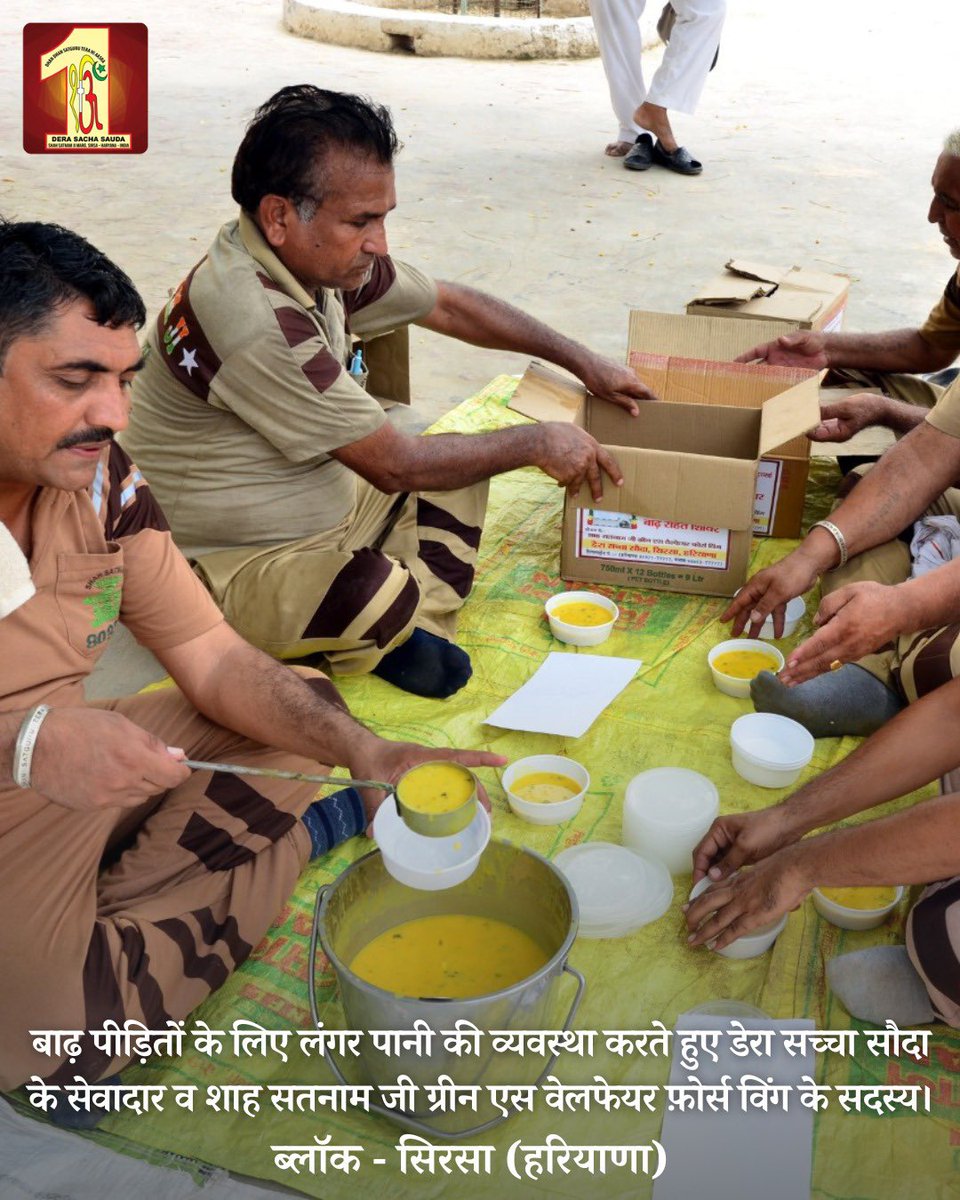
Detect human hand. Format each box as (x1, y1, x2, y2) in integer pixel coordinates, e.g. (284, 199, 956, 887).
(350, 740, 507, 832)
(577, 355, 657, 415)
(30, 707, 191, 810)
(778, 581, 904, 685)
(734, 330, 828, 370)
(807, 393, 890, 443)
(535, 422, 625, 502)
(720, 550, 821, 638)
(692, 808, 803, 884)
(684, 850, 811, 951)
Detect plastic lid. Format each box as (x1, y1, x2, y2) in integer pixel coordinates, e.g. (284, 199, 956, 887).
(554, 842, 673, 939)
(624, 768, 719, 830)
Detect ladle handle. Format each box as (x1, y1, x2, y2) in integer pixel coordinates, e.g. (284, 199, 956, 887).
(183, 759, 394, 792)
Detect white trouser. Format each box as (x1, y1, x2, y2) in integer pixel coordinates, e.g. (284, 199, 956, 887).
(589, 0, 726, 144)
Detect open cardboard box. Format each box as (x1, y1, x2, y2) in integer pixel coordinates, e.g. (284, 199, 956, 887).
(686, 259, 849, 332)
(510, 359, 820, 598)
(627, 312, 819, 538)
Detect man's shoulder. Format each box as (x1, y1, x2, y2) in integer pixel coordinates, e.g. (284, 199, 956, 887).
(89, 442, 171, 541)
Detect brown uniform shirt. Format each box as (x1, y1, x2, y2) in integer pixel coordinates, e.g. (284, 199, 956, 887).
(1, 443, 223, 713)
(121, 213, 438, 556)
(919, 264, 960, 360)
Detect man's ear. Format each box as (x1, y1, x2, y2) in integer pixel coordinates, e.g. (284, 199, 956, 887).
(256, 195, 295, 249)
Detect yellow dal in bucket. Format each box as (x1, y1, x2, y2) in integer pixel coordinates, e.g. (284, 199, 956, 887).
(819, 886, 898, 910)
(349, 914, 548, 998)
(511, 772, 580, 804)
(713, 649, 780, 680)
(396, 762, 474, 814)
(551, 601, 612, 627)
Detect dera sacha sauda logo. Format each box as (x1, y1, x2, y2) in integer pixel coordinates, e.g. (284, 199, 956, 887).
(23, 24, 148, 154)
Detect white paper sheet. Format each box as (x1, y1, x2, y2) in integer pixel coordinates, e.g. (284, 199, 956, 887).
(483, 652, 641, 738)
(653, 1015, 815, 1200)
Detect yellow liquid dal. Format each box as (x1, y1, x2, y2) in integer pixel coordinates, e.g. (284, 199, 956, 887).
(819, 886, 898, 910)
(396, 762, 474, 814)
(350, 914, 548, 999)
(712, 649, 780, 680)
(551, 601, 612, 627)
(511, 772, 580, 804)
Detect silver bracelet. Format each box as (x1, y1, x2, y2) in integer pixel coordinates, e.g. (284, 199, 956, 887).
(810, 519, 848, 571)
(12, 704, 51, 789)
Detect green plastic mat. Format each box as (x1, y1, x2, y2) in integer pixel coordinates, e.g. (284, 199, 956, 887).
(26, 377, 957, 1198)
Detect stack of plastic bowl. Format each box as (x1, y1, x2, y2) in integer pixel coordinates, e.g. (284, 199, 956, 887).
(729, 712, 814, 788)
(502, 754, 589, 826)
(622, 768, 720, 876)
(812, 885, 904, 930)
(688, 876, 787, 958)
(554, 842, 673, 939)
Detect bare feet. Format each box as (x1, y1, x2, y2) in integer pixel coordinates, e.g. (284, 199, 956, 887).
(604, 140, 633, 157)
(633, 102, 678, 153)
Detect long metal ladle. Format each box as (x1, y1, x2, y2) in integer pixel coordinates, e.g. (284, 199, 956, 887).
(183, 758, 396, 793)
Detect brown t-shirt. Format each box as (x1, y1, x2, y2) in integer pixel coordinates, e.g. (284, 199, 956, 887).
(0, 443, 224, 712)
(121, 213, 438, 556)
(919, 264, 960, 359)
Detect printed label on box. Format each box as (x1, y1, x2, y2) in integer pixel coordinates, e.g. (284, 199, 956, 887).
(753, 458, 782, 536)
(577, 510, 730, 571)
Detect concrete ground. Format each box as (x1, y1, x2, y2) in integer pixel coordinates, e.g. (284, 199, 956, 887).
(5, 0, 954, 698)
(0, 2, 955, 1191)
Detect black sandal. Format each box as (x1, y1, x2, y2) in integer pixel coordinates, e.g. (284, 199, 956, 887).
(652, 140, 703, 175)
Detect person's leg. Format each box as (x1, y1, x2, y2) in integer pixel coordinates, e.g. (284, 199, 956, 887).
(371, 482, 489, 697)
(1, 686, 336, 1094)
(637, 0, 725, 156)
(588, 0, 648, 153)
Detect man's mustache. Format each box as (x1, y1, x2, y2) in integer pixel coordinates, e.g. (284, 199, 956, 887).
(56, 427, 115, 450)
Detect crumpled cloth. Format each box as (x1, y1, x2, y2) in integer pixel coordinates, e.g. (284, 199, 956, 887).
(909, 515, 960, 578)
(0, 521, 34, 619)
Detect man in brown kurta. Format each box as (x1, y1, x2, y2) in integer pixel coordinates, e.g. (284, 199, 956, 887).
(122, 85, 656, 699)
(0, 220, 500, 1106)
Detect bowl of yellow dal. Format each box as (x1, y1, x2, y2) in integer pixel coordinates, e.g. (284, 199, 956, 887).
(708, 638, 784, 698)
(812, 884, 904, 930)
(545, 591, 618, 647)
(502, 754, 589, 825)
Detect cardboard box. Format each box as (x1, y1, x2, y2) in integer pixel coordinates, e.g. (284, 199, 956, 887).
(510, 359, 820, 598)
(627, 312, 817, 538)
(686, 259, 849, 332)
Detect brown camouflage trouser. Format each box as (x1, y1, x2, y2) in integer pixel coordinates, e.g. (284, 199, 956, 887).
(192, 478, 489, 676)
(0, 681, 332, 1091)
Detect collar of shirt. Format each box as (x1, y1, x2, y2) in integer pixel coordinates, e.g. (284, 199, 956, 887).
(237, 210, 323, 313)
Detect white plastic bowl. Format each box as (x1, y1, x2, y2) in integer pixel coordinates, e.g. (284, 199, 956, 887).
(812, 885, 904, 931)
(759, 595, 806, 641)
(708, 639, 784, 699)
(503, 755, 589, 825)
(730, 712, 814, 788)
(622, 768, 719, 875)
(545, 591, 619, 647)
(734, 591, 807, 641)
(688, 876, 787, 959)
(372, 796, 490, 890)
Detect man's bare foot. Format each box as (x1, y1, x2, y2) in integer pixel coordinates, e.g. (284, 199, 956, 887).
(605, 140, 633, 157)
(633, 102, 678, 153)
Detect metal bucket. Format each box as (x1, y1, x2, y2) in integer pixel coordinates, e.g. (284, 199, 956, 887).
(309, 839, 584, 1138)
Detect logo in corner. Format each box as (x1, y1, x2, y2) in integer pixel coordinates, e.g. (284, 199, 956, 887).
(23, 24, 148, 154)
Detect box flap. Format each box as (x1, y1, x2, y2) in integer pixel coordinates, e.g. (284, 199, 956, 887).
(689, 272, 776, 305)
(572, 448, 756, 531)
(758, 376, 821, 456)
(508, 360, 585, 424)
(628, 311, 800, 362)
(725, 259, 787, 285)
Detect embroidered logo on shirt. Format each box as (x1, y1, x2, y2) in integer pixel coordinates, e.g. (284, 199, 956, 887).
(83, 573, 122, 628)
